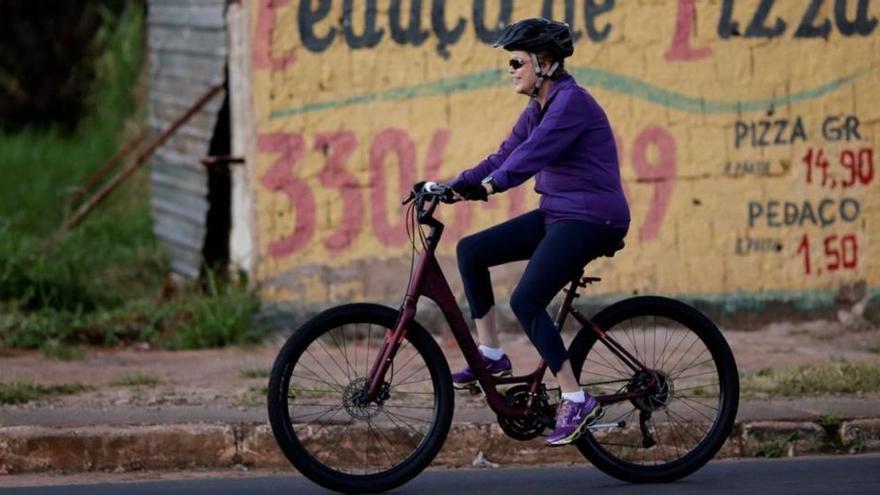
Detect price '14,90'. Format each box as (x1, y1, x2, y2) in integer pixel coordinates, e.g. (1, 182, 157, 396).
(802, 147, 874, 189)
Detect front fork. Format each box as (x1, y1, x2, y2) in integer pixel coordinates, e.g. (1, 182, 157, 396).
(363, 296, 417, 402)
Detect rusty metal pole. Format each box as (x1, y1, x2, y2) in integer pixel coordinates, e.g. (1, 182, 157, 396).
(67, 127, 149, 206)
(43, 83, 224, 249)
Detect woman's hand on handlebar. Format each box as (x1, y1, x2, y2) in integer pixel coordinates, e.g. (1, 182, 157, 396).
(406, 181, 458, 204)
(451, 182, 488, 202)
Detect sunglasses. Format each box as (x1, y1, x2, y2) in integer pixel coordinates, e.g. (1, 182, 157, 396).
(508, 57, 526, 70)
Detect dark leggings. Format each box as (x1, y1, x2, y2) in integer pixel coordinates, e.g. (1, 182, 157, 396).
(457, 210, 627, 374)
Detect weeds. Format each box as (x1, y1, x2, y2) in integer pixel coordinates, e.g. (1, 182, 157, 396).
(110, 373, 161, 387)
(239, 367, 270, 379)
(816, 414, 846, 454)
(755, 441, 785, 458)
(0, 382, 93, 405)
(1, 282, 263, 350)
(741, 362, 880, 397)
(237, 385, 269, 408)
(41, 341, 87, 361)
(754, 432, 799, 458)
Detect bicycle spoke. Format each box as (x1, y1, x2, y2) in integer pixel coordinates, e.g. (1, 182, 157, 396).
(664, 334, 702, 377)
(660, 329, 694, 373)
(581, 377, 630, 387)
(303, 347, 346, 390)
(292, 405, 343, 422)
(366, 323, 373, 377)
(367, 421, 399, 471)
(677, 395, 720, 413)
(314, 336, 352, 382)
(645, 319, 657, 368)
(291, 371, 344, 392)
(393, 348, 422, 382)
(673, 381, 719, 393)
(669, 349, 711, 378)
(665, 408, 708, 446)
(588, 350, 631, 378)
(584, 356, 629, 377)
(656, 325, 676, 370)
(651, 416, 671, 463)
(675, 369, 720, 381)
(382, 410, 425, 452)
(382, 407, 433, 424)
(393, 362, 429, 387)
(333, 326, 356, 379)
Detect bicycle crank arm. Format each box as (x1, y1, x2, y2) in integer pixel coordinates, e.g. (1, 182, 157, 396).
(588, 421, 626, 431)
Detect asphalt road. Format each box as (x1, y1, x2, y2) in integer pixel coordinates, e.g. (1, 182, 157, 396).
(2, 455, 879, 495)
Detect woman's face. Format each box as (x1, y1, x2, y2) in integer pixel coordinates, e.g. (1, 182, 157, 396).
(507, 50, 538, 95)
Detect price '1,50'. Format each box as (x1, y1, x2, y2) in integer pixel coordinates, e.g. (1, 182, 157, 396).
(794, 233, 858, 275)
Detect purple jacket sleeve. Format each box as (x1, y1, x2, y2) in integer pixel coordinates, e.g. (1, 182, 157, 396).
(486, 90, 589, 191)
(448, 107, 532, 188)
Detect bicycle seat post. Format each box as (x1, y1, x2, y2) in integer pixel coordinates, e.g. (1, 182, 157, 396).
(555, 271, 585, 331)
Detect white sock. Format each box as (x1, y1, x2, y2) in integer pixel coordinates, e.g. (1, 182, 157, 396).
(562, 390, 586, 403)
(478, 345, 504, 361)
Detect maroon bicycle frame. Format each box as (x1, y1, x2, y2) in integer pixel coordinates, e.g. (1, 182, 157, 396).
(365, 196, 654, 419)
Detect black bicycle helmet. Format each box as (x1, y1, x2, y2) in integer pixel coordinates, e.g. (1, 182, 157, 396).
(494, 18, 574, 61)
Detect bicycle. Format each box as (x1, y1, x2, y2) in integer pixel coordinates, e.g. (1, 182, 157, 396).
(268, 183, 740, 493)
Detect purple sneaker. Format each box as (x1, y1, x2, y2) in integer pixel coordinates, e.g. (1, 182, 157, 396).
(546, 395, 604, 446)
(451, 354, 512, 389)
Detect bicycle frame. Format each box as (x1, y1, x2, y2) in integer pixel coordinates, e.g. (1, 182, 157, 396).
(365, 196, 655, 419)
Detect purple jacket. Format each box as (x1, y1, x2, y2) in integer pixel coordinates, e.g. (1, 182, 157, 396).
(451, 74, 630, 229)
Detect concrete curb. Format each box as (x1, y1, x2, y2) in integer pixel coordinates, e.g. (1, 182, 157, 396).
(1, 418, 879, 474)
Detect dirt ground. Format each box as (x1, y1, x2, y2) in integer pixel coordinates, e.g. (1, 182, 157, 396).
(2, 318, 879, 412)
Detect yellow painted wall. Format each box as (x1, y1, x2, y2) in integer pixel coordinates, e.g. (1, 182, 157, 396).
(248, 0, 879, 310)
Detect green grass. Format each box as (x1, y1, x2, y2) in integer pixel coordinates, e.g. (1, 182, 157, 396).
(741, 361, 880, 397)
(0, 3, 264, 352)
(0, 381, 94, 405)
(41, 341, 87, 361)
(239, 367, 270, 379)
(236, 384, 269, 407)
(110, 373, 161, 387)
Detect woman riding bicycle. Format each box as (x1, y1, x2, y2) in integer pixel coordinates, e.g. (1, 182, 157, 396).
(443, 18, 630, 446)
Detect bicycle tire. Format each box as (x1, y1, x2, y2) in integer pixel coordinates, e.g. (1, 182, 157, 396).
(568, 296, 739, 483)
(267, 303, 454, 493)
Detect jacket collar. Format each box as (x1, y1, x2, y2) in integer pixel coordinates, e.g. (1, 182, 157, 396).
(532, 73, 575, 113)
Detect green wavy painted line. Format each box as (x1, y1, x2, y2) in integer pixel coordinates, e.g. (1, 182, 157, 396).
(269, 67, 870, 120)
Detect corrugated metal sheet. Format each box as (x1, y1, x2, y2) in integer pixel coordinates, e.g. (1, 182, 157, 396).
(147, 0, 227, 279)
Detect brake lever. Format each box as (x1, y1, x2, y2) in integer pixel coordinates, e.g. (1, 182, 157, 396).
(403, 181, 430, 205)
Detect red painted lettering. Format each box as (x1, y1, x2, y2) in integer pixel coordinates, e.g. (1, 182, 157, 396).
(315, 131, 363, 251)
(370, 129, 418, 246)
(253, 0, 297, 70)
(258, 133, 316, 258)
(664, 0, 712, 61)
(632, 126, 677, 242)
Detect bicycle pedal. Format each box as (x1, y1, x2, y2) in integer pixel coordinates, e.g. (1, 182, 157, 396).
(589, 421, 626, 431)
(467, 384, 483, 395)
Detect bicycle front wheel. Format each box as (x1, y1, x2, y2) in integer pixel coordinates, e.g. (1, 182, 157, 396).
(267, 303, 453, 493)
(568, 296, 739, 483)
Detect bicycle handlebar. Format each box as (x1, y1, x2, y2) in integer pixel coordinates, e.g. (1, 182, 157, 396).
(402, 181, 456, 227)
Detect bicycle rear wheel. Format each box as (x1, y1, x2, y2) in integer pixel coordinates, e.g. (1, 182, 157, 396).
(267, 303, 453, 493)
(568, 296, 739, 483)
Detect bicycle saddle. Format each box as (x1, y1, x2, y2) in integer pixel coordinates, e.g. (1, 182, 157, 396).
(600, 239, 625, 258)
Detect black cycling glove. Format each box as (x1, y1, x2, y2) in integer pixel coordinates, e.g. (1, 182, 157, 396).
(452, 182, 488, 202)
